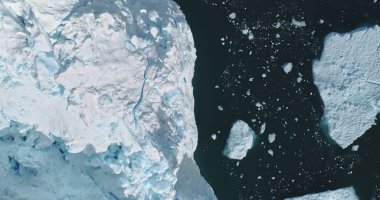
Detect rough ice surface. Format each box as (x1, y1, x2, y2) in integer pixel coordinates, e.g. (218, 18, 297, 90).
(313, 25, 380, 148)
(285, 187, 359, 200)
(223, 120, 257, 160)
(0, 0, 216, 199)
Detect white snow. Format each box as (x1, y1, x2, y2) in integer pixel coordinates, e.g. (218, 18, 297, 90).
(285, 187, 359, 200)
(313, 25, 380, 148)
(0, 0, 216, 199)
(223, 120, 257, 160)
(282, 62, 293, 74)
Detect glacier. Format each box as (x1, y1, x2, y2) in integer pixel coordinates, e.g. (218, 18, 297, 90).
(285, 187, 359, 200)
(0, 0, 216, 199)
(313, 25, 380, 148)
(223, 120, 257, 160)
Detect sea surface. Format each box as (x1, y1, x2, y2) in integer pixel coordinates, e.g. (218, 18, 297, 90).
(174, 0, 380, 199)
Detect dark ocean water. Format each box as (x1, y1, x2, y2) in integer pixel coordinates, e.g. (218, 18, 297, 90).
(174, 0, 380, 199)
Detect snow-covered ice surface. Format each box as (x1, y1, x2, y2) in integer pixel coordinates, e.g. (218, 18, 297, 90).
(223, 120, 257, 160)
(0, 0, 216, 199)
(285, 187, 359, 200)
(313, 25, 380, 148)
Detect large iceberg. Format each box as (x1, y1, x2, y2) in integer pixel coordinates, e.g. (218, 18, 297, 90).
(285, 187, 359, 200)
(223, 120, 257, 160)
(0, 0, 216, 199)
(313, 25, 380, 148)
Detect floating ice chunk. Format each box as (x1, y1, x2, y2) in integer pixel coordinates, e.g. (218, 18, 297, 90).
(218, 105, 224, 111)
(211, 134, 217, 140)
(223, 120, 257, 160)
(275, 22, 281, 28)
(248, 33, 254, 40)
(285, 187, 359, 200)
(268, 149, 274, 156)
(292, 18, 306, 27)
(282, 63, 293, 74)
(313, 25, 380, 148)
(351, 145, 359, 151)
(229, 12, 236, 19)
(260, 123, 266, 134)
(268, 133, 276, 143)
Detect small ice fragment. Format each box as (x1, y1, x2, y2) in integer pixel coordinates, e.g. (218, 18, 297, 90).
(242, 29, 249, 35)
(268, 133, 276, 143)
(268, 149, 274, 156)
(297, 77, 302, 82)
(260, 123, 266, 134)
(262, 74, 267, 77)
(292, 18, 306, 27)
(282, 63, 293, 74)
(229, 12, 236, 19)
(248, 33, 254, 40)
(211, 134, 217, 140)
(218, 105, 224, 111)
(351, 145, 359, 151)
(275, 22, 281, 28)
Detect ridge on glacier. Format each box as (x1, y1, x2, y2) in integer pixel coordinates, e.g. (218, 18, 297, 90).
(0, 0, 216, 199)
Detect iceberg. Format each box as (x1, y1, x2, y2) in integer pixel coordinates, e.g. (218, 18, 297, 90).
(285, 187, 359, 200)
(313, 25, 380, 148)
(0, 0, 216, 199)
(223, 120, 257, 160)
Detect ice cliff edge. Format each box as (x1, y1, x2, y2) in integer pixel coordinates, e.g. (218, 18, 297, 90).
(0, 0, 216, 199)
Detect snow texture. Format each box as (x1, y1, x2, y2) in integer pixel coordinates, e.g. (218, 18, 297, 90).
(285, 187, 359, 200)
(223, 120, 257, 160)
(313, 25, 380, 148)
(0, 0, 216, 199)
